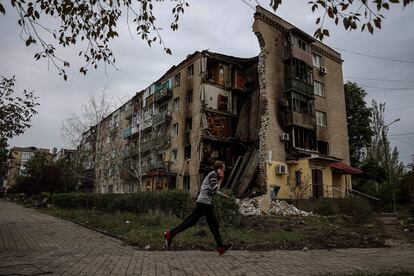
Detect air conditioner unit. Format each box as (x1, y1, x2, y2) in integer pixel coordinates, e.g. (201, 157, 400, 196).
(276, 164, 287, 175)
(319, 66, 327, 75)
(280, 133, 290, 141)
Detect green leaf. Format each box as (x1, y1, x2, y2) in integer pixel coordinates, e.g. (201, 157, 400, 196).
(0, 3, 5, 14)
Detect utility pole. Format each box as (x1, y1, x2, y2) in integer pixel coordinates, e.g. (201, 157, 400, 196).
(382, 118, 400, 214)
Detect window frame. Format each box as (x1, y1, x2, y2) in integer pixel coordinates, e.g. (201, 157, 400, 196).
(314, 80, 325, 97)
(187, 64, 194, 79)
(316, 110, 327, 127)
(174, 73, 181, 87)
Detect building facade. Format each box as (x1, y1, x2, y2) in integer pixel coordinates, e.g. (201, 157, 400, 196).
(4, 147, 51, 192)
(84, 7, 357, 200)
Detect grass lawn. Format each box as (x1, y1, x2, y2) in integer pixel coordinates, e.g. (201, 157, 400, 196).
(41, 207, 386, 251)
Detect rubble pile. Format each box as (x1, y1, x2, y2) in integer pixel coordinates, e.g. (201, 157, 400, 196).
(237, 196, 312, 217)
(268, 200, 312, 216)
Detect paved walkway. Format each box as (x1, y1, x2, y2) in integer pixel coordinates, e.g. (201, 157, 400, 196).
(0, 201, 414, 276)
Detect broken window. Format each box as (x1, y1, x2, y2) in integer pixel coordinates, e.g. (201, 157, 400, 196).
(285, 58, 313, 85)
(292, 126, 317, 151)
(174, 97, 179, 110)
(218, 66, 224, 85)
(318, 140, 329, 155)
(172, 149, 177, 162)
(316, 111, 327, 127)
(295, 170, 302, 186)
(218, 95, 228, 111)
(289, 92, 314, 115)
(186, 89, 193, 103)
(186, 117, 192, 132)
(187, 64, 194, 78)
(159, 103, 168, 113)
(184, 145, 191, 159)
(173, 123, 179, 136)
(174, 73, 181, 87)
(314, 81, 325, 97)
(183, 175, 190, 190)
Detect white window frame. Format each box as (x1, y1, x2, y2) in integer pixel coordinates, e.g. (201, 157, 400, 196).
(316, 111, 327, 127)
(187, 64, 194, 78)
(314, 81, 325, 97)
(312, 53, 322, 68)
(174, 97, 179, 111)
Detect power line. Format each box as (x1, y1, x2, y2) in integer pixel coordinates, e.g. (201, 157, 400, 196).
(389, 132, 414, 137)
(359, 84, 414, 90)
(344, 76, 414, 83)
(391, 137, 414, 146)
(333, 47, 414, 64)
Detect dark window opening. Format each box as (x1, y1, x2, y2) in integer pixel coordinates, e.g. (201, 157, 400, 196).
(318, 140, 329, 155)
(292, 126, 317, 151)
(186, 117, 192, 132)
(184, 145, 191, 159)
(186, 89, 193, 103)
(183, 175, 190, 190)
(295, 170, 302, 186)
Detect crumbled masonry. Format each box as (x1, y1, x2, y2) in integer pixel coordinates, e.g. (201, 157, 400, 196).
(236, 195, 313, 216)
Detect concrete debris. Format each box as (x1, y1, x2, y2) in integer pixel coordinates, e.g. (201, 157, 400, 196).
(236, 195, 313, 217)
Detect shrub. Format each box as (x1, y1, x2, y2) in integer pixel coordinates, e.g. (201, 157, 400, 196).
(212, 190, 241, 226)
(314, 199, 338, 216)
(52, 193, 88, 209)
(337, 198, 374, 224)
(51, 190, 192, 217)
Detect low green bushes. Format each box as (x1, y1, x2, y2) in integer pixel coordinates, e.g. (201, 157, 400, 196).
(313, 198, 374, 224)
(51, 190, 193, 218)
(51, 190, 241, 223)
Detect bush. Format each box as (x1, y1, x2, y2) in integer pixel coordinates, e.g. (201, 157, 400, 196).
(337, 198, 374, 224)
(51, 190, 192, 217)
(314, 199, 338, 216)
(212, 190, 241, 226)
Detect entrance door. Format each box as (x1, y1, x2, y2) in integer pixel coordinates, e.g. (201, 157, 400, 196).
(312, 169, 323, 198)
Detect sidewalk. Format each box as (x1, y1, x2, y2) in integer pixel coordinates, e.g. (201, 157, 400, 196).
(0, 200, 413, 275)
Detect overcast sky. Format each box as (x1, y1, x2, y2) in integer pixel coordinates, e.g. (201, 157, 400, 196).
(1, 1, 413, 165)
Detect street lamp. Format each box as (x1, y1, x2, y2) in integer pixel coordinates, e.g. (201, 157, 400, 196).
(382, 118, 400, 213)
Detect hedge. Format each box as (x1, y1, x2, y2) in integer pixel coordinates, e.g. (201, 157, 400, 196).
(51, 190, 241, 223)
(51, 191, 192, 218)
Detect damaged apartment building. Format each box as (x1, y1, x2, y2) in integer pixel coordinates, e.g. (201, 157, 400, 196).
(83, 6, 360, 200)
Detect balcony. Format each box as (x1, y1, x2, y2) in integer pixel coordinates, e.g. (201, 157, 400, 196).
(154, 87, 172, 103)
(153, 112, 171, 126)
(284, 78, 314, 98)
(285, 111, 316, 129)
(141, 160, 171, 173)
(123, 126, 139, 139)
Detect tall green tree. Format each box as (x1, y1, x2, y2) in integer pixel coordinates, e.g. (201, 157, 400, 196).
(344, 82, 374, 167)
(0, 76, 39, 143)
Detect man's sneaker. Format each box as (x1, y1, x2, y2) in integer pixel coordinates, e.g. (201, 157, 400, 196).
(164, 230, 172, 248)
(217, 244, 232, 255)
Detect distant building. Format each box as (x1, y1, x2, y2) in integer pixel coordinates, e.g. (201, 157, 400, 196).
(78, 7, 359, 199)
(5, 147, 51, 192)
(52, 149, 77, 163)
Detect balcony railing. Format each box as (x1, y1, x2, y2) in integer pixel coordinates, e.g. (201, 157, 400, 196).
(284, 111, 316, 129)
(141, 160, 171, 172)
(285, 78, 314, 98)
(123, 126, 139, 139)
(153, 111, 171, 126)
(154, 87, 172, 103)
